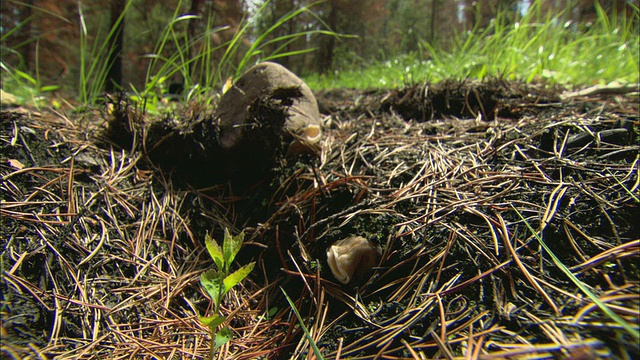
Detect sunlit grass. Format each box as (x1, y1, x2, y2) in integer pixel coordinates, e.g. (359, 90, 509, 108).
(305, 1, 639, 90)
(0, 64, 57, 107)
(304, 53, 429, 89)
(2, 1, 637, 100)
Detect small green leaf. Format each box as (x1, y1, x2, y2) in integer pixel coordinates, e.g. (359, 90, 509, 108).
(199, 314, 225, 330)
(223, 262, 255, 292)
(40, 85, 60, 92)
(214, 326, 232, 350)
(222, 228, 244, 272)
(201, 269, 225, 309)
(268, 306, 278, 317)
(205, 233, 225, 271)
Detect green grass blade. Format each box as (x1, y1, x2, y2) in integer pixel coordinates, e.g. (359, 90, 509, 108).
(77, 0, 134, 104)
(234, 1, 326, 75)
(512, 205, 640, 340)
(262, 48, 317, 62)
(143, 0, 186, 94)
(281, 288, 324, 360)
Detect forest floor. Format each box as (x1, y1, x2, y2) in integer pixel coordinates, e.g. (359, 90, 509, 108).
(1, 80, 639, 359)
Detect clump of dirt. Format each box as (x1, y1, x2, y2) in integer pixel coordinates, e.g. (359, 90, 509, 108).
(104, 87, 303, 187)
(317, 79, 566, 121)
(1, 79, 638, 359)
(105, 62, 323, 187)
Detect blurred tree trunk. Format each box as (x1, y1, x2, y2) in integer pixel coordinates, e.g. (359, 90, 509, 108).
(429, 0, 437, 43)
(187, 0, 203, 81)
(279, 17, 295, 69)
(268, 0, 296, 70)
(317, 1, 338, 74)
(18, 0, 34, 72)
(106, 0, 125, 92)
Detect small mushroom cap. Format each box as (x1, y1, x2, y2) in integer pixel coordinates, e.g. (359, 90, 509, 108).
(326, 236, 381, 284)
(288, 124, 323, 155)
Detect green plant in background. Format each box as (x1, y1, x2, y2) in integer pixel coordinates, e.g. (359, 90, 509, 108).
(200, 228, 255, 357)
(125, 0, 335, 113)
(225, 0, 335, 80)
(0, 4, 62, 107)
(305, 0, 639, 90)
(137, 0, 199, 106)
(419, 0, 639, 85)
(0, 63, 59, 107)
(142, 0, 333, 104)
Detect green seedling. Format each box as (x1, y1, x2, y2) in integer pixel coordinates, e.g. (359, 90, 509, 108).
(200, 228, 255, 357)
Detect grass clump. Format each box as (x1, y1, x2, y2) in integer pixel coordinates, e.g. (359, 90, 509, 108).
(128, 0, 332, 113)
(0, 3, 65, 106)
(2, 0, 331, 109)
(305, 1, 639, 90)
(78, 0, 133, 104)
(0, 63, 59, 107)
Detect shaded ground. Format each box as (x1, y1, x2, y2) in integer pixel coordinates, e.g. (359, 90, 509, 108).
(1, 80, 638, 359)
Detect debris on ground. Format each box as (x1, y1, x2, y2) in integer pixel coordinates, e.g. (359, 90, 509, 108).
(1, 79, 638, 359)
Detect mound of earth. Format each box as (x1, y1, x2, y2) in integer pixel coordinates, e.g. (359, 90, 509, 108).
(1, 79, 638, 359)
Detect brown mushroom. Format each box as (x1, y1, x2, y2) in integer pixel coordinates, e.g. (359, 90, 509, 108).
(326, 236, 381, 284)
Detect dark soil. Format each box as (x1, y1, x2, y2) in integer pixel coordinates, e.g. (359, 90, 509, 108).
(1, 79, 638, 359)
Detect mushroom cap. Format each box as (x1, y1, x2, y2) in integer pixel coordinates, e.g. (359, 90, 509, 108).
(326, 236, 381, 284)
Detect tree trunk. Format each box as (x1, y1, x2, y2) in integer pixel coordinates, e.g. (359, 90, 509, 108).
(106, 0, 125, 92)
(187, 0, 203, 81)
(317, 1, 338, 74)
(19, 0, 34, 72)
(430, 0, 437, 43)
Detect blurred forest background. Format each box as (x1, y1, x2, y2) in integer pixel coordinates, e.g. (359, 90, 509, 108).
(1, 0, 638, 97)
